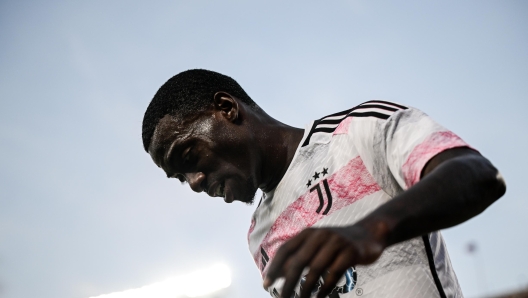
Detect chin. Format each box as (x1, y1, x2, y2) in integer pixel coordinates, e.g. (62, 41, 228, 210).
(234, 177, 258, 205)
(241, 193, 256, 205)
(232, 185, 256, 205)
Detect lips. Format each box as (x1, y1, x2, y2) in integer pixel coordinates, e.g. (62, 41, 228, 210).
(223, 183, 234, 204)
(206, 181, 234, 203)
(207, 181, 225, 198)
(215, 182, 225, 197)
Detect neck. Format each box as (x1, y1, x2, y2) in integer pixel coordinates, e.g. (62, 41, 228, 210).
(254, 114, 304, 193)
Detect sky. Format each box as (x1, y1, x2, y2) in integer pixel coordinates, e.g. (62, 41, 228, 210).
(0, 1, 527, 298)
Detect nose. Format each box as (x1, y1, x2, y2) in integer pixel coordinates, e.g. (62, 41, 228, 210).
(186, 172, 206, 193)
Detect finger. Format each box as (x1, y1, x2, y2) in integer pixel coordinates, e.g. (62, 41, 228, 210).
(298, 269, 322, 298)
(299, 243, 342, 298)
(316, 251, 356, 298)
(264, 229, 312, 288)
(279, 261, 305, 298)
(280, 233, 327, 298)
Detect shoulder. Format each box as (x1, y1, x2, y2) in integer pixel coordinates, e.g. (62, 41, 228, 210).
(301, 100, 409, 148)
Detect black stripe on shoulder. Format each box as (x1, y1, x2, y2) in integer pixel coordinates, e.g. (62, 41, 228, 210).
(348, 111, 391, 120)
(301, 102, 403, 147)
(301, 120, 321, 147)
(422, 235, 447, 298)
(317, 104, 395, 125)
(362, 100, 408, 110)
(318, 118, 345, 125)
(312, 126, 339, 134)
(355, 104, 398, 112)
(302, 112, 391, 147)
(320, 107, 354, 120)
(313, 112, 390, 134)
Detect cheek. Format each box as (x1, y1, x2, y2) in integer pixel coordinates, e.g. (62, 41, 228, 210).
(212, 144, 251, 168)
(206, 135, 257, 175)
(212, 154, 254, 182)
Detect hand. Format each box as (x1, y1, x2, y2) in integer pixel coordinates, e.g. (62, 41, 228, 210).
(263, 224, 387, 298)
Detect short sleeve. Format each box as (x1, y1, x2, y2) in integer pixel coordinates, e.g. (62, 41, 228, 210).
(347, 103, 471, 192)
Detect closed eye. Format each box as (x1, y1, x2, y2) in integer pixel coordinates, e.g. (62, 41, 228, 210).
(182, 147, 192, 165)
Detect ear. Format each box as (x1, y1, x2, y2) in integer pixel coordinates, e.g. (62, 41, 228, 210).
(213, 92, 239, 122)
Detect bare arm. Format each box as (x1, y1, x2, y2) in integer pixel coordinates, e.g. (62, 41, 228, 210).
(263, 147, 506, 298)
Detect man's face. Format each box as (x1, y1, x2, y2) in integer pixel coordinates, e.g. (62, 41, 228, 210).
(148, 112, 259, 204)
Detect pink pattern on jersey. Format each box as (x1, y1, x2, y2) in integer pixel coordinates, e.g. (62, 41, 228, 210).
(333, 117, 353, 135)
(402, 130, 469, 188)
(247, 219, 256, 243)
(253, 156, 381, 276)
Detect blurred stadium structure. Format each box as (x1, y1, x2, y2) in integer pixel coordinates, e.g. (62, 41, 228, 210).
(88, 264, 231, 298)
(465, 241, 528, 298)
(487, 287, 528, 298)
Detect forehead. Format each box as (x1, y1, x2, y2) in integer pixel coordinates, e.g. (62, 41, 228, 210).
(148, 114, 215, 165)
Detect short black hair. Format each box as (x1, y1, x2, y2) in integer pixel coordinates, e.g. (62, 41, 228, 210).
(142, 69, 259, 152)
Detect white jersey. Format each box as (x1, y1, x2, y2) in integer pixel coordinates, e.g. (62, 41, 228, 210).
(248, 101, 467, 298)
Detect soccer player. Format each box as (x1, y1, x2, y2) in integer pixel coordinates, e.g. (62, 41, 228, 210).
(142, 69, 505, 298)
